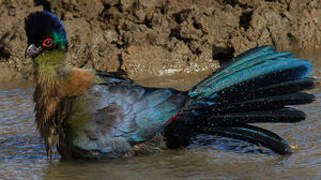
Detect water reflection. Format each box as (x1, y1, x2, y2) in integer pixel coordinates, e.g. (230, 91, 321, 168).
(0, 50, 320, 179)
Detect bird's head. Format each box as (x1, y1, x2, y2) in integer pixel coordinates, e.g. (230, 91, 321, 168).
(25, 11, 68, 61)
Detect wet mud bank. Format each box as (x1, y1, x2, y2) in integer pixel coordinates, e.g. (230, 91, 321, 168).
(0, 0, 321, 83)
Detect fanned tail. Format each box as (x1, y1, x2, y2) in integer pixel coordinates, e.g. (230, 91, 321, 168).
(170, 46, 315, 154)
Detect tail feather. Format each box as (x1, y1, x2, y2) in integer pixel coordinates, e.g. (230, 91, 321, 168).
(175, 46, 315, 154)
(189, 77, 315, 110)
(210, 92, 314, 113)
(206, 125, 292, 154)
(191, 46, 291, 96)
(189, 59, 312, 104)
(241, 78, 315, 100)
(205, 107, 306, 125)
(188, 46, 312, 102)
(213, 76, 315, 104)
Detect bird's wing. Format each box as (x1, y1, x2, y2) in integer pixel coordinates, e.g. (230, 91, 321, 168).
(97, 73, 188, 144)
(65, 73, 187, 157)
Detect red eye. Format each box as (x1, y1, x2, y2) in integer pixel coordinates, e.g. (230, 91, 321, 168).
(42, 38, 54, 47)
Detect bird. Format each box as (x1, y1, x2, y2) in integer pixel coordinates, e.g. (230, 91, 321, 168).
(24, 11, 315, 159)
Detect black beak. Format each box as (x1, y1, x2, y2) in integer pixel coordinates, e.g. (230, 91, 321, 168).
(25, 44, 42, 59)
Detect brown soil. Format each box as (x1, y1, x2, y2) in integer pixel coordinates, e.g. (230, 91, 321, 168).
(0, 0, 321, 83)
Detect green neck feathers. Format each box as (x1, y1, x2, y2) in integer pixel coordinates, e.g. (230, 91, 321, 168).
(35, 49, 68, 82)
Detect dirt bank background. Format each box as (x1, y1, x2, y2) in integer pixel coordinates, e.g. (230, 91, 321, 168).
(0, 0, 320, 83)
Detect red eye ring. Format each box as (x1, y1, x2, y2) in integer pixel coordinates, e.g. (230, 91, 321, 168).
(42, 38, 54, 47)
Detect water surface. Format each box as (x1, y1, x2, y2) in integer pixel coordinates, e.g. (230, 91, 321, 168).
(0, 50, 321, 179)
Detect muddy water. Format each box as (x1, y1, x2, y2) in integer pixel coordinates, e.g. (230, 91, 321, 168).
(0, 50, 321, 180)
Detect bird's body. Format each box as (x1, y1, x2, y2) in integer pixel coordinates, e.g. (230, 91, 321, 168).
(24, 11, 315, 159)
(33, 50, 187, 158)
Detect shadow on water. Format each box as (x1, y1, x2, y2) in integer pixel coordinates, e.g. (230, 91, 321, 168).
(0, 49, 321, 179)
